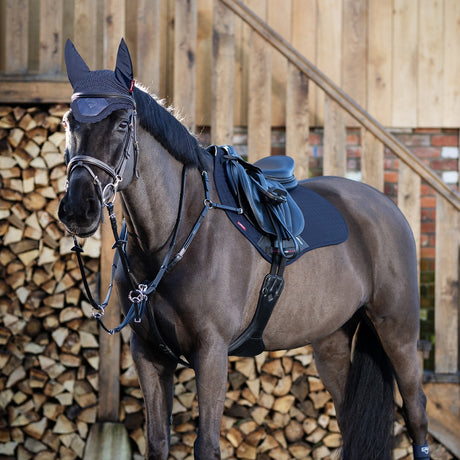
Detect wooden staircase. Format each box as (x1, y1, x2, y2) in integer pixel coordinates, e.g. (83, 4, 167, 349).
(209, 0, 460, 455)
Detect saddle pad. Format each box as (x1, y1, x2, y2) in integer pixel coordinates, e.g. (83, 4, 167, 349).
(212, 146, 349, 265)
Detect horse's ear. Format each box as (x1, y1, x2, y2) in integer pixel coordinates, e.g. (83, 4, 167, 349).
(114, 38, 134, 91)
(65, 39, 90, 89)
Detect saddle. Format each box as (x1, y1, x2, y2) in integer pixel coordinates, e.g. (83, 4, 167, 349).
(223, 146, 305, 258)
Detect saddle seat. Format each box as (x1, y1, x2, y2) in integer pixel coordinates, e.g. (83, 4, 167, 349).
(254, 155, 297, 191)
(222, 146, 305, 258)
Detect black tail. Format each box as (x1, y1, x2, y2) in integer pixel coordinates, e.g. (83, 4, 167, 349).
(340, 314, 395, 460)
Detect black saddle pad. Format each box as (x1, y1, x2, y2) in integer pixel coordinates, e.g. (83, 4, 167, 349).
(212, 146, 349, 265)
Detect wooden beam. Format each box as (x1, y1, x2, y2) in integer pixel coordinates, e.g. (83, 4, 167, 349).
(247, 0, 270, 163)
(134, 0, 161, 92)
(174, 0, 197, 131)
(97, 0, 126, 424)
(39, 0, 64, 75)
(323, 95, 346, 177)
(211, 0, 235, 145)
(286, 62, 309, 180)
(73, 0, 98, 69)
(0, 80, 71, 103)
(435, 195, 459, 374)
(361, 129, 384, 191)
(2, 0, 29, 74)
(220, 0, 460, 210)
(397, 162, 421, 278)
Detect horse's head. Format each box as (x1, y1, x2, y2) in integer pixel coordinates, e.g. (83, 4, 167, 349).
(58, 39, 139, 237)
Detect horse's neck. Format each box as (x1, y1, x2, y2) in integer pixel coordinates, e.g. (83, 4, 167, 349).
(120, 128, 204, 261)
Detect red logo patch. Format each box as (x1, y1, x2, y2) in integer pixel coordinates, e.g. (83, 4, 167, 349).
(237, 221, 247, 231)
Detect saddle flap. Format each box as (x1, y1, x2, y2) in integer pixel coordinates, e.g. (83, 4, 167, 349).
(223, 146, 305, 245)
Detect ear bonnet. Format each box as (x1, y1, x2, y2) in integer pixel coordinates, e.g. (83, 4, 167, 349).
(65, 39, 135, 123)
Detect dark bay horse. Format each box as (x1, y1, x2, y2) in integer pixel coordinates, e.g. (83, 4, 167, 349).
(58, 39, 429, 460)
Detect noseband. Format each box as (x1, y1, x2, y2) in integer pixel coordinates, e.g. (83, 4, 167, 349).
(65, 92, 139, 206)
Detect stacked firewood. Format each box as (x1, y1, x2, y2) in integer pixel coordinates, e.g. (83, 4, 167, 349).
(0, 104, 453, 459)
(0, 104, 102, 459)
(120, 344, 445, 460)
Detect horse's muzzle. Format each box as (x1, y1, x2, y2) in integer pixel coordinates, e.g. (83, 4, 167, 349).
(58, 173, 102, 237)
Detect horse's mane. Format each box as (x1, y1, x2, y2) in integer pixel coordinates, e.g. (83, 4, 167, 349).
(133, 86, 209, 171)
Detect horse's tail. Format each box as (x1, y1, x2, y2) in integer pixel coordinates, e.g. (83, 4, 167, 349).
(340, 313, 395, 460)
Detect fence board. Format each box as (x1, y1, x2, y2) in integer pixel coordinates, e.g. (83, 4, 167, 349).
(197, 0, 213, 126)
(211, 0, 235, 145)
(128, 0, 161, 92)
(39, 0, 64, 74)
(290, 0, 317, 128)
(443, 0, 460, 127)
(417, 0, 443, 127)
(342, 0, 367, 127)
(103, 0, 126, 68)
(397, 162, 421, 274)
(98, 0, 126, 423)
(392, 0, 418, 127)
(316, 0, 342, 126)
(367, 0, 392, 126)
(73, 0, 98, 70)
(268, 0, 290, 127)
(435, 196, 459, 374)
(323, 95, 346, 176)
(174, 0, 197, 130)
(2, 0, 29, 74)
(233, 13, 248, 127)
(247, 0, 270, 162)
(286, 64, 309, 180)
(361, 130, 384, 191)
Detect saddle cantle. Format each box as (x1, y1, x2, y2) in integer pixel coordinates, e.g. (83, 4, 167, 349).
(222, 146, 305, 258)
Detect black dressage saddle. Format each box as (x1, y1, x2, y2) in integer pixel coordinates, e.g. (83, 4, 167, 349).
(223, 146, 305, 258)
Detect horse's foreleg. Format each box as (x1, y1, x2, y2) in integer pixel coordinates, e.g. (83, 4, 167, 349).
(192, 341, 229, 459)
(131, 334, 176, 460)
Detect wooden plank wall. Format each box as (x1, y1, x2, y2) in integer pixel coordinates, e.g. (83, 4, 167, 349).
(1, 0, 459, 129)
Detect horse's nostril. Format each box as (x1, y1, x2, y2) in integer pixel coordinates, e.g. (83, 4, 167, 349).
(58, 198, 72, 220)
(84, 198, 100, 220)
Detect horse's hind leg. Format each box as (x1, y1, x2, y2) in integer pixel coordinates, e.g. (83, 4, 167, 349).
(311, 315, 358, 413)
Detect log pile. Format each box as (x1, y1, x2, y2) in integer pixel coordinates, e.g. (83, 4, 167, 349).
(0, 104, 454, 459)
(0, 104, 101, 459)
(120, 345, 452, 460)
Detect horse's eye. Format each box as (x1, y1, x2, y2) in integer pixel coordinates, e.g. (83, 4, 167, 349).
(118, 120, 129, 130)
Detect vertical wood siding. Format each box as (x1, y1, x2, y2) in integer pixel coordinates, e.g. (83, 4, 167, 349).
(0, 0, 459, 128)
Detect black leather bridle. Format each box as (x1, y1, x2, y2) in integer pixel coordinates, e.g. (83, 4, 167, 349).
(65, 92, 139, 206)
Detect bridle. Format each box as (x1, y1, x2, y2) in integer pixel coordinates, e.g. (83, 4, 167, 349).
(65, 92, 139, 206)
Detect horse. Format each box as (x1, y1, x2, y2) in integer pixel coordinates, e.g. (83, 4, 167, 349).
(58, 39, 430, 460)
